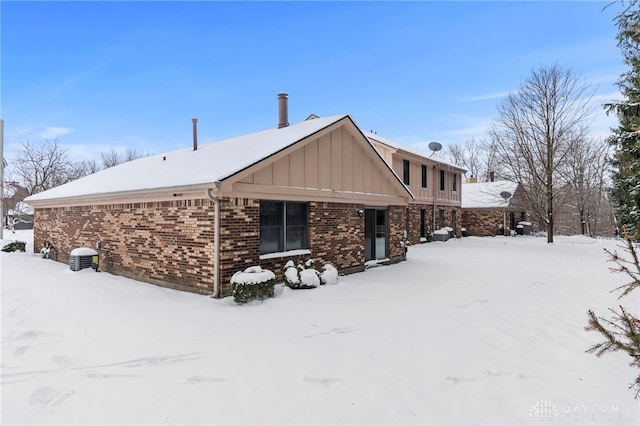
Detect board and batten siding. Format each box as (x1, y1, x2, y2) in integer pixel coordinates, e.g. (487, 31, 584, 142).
(230, 124, 408, 206)
(388, 152, 461, 206)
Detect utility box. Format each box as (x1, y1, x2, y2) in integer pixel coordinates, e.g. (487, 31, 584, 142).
(70, 247, 99, 271)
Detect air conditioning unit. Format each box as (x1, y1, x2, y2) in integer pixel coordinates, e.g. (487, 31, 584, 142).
(69, 247, 99, 271)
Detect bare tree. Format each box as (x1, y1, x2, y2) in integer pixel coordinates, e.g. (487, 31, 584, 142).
(100, 149, 122, 169)
(489, 65, 595, 243)
(11, 138, 80, 195)
(71, 159, 100, 180)
(446, 138, 488, 180)
(560, 138, 612, 236)
(100, 148, 150, 169)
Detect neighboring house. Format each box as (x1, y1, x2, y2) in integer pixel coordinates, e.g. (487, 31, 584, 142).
(365, 132, 466, 243)
(7, 202, 34, 230)
(25, 105, 414, 297)
(461, 179, 528, 237)
(2, 182, 32, 229)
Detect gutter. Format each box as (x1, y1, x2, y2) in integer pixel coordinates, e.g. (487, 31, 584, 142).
(206, 185, 221, 298)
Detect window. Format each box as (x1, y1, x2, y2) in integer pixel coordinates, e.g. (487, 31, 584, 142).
(439, 170, 445, 191)
(420, 209, 426, 237)
(403, 160, 410, 185)
(260, 201, 308, 254)
(421, 165, 427, 188)
(452, 174, 457, 192)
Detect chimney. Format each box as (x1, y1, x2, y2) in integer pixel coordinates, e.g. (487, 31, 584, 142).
(277, 92, 289, 129)
(192, 118, 198, 151)
(489, 171, 495, 182)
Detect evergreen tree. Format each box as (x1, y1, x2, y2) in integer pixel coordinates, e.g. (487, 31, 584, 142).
(586, 228, 640, 398)
(586, 1, 640, 400)
(606, 0, 640, 237)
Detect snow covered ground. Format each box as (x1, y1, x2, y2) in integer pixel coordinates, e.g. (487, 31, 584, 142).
(2, 230, 639, 425)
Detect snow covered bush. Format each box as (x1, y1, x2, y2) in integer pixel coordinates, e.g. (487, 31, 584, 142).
(283, 261, 302, 288)
(2, 241, 26, 253)
(231, 266, 276, 304)
(283, 260, 317, 289)
(299, 269, 321, 288)
(320, 264, 338, 285)
(283, 260, 338, 289)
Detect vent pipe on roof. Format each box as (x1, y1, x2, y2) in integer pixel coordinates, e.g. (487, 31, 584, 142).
(192, 118, 198, 151)
(277, 93, 289, 129)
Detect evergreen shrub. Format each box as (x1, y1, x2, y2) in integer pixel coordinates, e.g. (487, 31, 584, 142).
(2, 241, 26, 252)
(231, 266, 276, 304)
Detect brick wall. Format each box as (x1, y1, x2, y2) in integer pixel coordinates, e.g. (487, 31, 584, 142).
(34, 199, 217, 294)
(388, 205, 406, 261)
(406, 204, 432, 245)
(395, 203, 464, 244)
(462, 209, 502, 236)
(439, 206, 462, 237)
(462, 208, 528, 237)
(307, 202, 366, 273)
(33, 198, 406, 297)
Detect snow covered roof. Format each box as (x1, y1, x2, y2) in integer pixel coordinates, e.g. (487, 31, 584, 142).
(26, 115, 349, 203)
(461, 180, 520, 209)
(364, 131, 466, 172)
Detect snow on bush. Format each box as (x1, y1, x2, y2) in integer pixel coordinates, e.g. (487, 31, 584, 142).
(283, 261, 316, 289)
(300, 269, 321, 288)
(231, 266, 276, 304)
(283, 261, 301, 287)
(283, 260, 338, 289)
(320, 264, 338, 285)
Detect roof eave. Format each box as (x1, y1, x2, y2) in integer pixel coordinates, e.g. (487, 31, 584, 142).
(26, 182, 219, 208)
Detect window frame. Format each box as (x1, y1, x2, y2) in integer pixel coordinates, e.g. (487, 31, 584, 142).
(439, 170, 445, 191)
(403, 159, 410, 185)
(259, 201, 309, 255)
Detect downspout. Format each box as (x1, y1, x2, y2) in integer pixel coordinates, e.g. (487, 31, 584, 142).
(0, 118, 4, 240)
(206, 186, 221, 298)
(432, 165, 437, 231)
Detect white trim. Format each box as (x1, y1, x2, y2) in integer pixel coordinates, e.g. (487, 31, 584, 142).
(259, 249, 312, 260)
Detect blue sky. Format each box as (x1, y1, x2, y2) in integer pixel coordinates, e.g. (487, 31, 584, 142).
(0, 1, 626, 164)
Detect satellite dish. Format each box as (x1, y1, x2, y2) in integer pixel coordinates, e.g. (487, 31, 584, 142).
(500, 191, 512, 202)
(428, 142, 442, 152)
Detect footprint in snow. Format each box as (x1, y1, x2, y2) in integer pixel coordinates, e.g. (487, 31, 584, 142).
(13, 346, 30, 356)
(9, 330, 45, 342)
(183, 375, 228, 385)
(457, 299, 490, 308)
(51, 355, 76, 368)
(303, 326, 357, 338)
(29, 386, 75, 408)
(303, 376, 344, 387)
